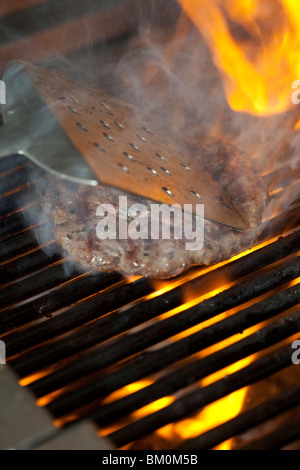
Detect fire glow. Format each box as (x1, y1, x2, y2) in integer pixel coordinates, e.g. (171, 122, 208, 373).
(98, 0, 300, 448)
(10, 0, 300, 451)
(177, 0, 300, 115)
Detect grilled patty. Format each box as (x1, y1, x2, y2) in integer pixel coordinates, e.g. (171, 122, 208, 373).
(43, 137, 266, 278)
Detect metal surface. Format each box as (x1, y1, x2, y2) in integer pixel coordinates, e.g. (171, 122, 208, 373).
(0, 366, 55, 449)
(0, 365, 114, 450)
(0, 0, 179, 72)
(32, 422, 115, 450)
(1, 141, 300, 451)
(1, 1, 299, 451)
(179, 387, 300, 450)
(0, 60, 247, 229)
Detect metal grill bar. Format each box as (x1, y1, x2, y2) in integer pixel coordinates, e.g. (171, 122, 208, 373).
(0, 0, 175, 72)
(0, 184, 39, 218)
(0, 4, 299, 449)
(258, 206, 300, 241)
(107, 333, 299, 447)
(5, 231, 300, 368)
(0, 155, 299, 449)
(0, 204, 48, 242)
(236, 418, 300, 450)
(21, 278, 299, 411)
(6, 280, 179, 361)
(0, 165, 33, 198)
(1, 229, 298, 349)
(0, 154, 28, 173)
(39, 280, 299, 419)
(0, 246, 60, 284)
(87, 283, 300, 427)
(0, 271, 124, 334)
(0, 259, 80, 309)
(178, 387, 300, 450)
(0, 222, 54, 262)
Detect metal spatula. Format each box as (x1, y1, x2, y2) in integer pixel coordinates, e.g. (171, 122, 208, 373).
(0, 60, 247, 229)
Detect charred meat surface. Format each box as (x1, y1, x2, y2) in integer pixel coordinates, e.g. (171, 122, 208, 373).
(43, 138, 266, 279)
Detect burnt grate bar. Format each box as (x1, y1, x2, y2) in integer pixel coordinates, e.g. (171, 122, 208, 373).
(22, 277, 300, 405)
(0, 203, 48, 242)
(5, 280, 180, 361)
(236, 419, 300, 450)
(0, 186, 38, 218)
(0, 245, 60, 284)
(178, 387, 300, 450)
(0, 154, 28, 173)
(85, 283, 300, 428)
(0, 259, 81, 309)
(20, 256, 300, 400)
(107, 334, 300, 448)
(3, 230, 300, 359)
(0, 271, 125, 334)
(0, 164, 32, 197)
(0, 173, 50, 219)
(0, 221, 54, 262)
(0, 154, 299, 450)
(38, 288, 300, 420)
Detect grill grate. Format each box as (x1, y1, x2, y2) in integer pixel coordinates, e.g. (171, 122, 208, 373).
(179, 386, 300, 450)
(0, 153, 300, 450)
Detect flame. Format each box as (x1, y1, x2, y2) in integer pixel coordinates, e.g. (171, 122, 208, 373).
(104, 237, 291, 449)
(21, 236, 289, 449)
(177, 0, 300, 115)
(100, 380, 175, 439)
(289, 276, 300, 287)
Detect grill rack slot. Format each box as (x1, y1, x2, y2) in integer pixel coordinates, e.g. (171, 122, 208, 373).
(0, 154, 300, 450)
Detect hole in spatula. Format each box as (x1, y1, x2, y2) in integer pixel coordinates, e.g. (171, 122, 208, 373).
(77, 122, 88, 132)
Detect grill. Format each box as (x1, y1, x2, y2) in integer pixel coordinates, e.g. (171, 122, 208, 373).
(1, 0, 300, 452)
(1, 152, 300, 450)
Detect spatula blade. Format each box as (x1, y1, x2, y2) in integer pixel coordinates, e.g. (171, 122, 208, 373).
(2, 61, 247, 230)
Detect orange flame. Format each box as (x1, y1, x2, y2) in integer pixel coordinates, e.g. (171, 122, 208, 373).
(177, 0, 300, 115)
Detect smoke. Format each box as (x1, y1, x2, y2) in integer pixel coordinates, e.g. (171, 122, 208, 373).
(107, 9, 300, 226)
(1, 0, 299, 278)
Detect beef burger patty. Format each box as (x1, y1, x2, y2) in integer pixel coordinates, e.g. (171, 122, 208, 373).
(43, 138, 266, 279)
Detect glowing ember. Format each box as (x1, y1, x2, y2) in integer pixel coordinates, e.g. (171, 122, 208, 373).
(177, 0, 300, 115)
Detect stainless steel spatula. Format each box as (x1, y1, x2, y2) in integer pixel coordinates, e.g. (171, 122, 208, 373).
(0, 60, 247, 229)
